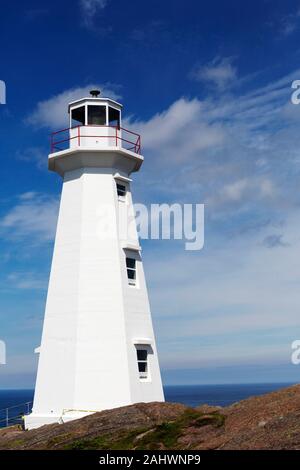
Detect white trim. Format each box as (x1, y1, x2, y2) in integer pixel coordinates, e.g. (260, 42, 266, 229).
(132, 338, 153, 345)
(85, 104, 88, 126)
(70, 103, 86, 127)
(105, 104, 109, 126)
(122, 243, 142, 252)
(114, 173, 132, 183)
(68, 97, 123, 113)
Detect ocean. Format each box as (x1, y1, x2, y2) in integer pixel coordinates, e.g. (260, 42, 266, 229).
(164, 382, 294, 407)
(0, 383, 294, 428)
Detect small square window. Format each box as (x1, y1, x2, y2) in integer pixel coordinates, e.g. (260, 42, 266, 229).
(137, 349, 147, 361)
(116, 183, 126, 198)
(138, 362, 147, 373)
(126, 258, 136, 269)
(127, 269, 136, 280)
(136, 348, 148, 379)
(126, 257, 136, 285)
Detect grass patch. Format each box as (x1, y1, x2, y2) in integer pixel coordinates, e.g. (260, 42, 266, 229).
(63, 409, 226, 450)
(133, 409, 225, 449)
(5, 439, 24, 449)
(47, 433, 75, 447)
(194, 413, 226, 428)
(64, 428, 149, 450)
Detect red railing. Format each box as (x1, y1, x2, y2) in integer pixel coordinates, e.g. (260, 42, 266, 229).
(50, 125, 141, 155)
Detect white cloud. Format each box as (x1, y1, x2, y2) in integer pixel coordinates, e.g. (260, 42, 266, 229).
(125, 67, 300, 369)
(222, 178, 251, 202)
(6, 272, 47, 290)
(145, 211, 300, 368)
(79, 0, 109, 29)
(0, 192, 59, 243)
(191, 56, 237, 90)
(129, 98, 226, 175)
(208, 177, 275, 207)
(279, 8, 300, 36)
(26, 84, 120, 129)
(134, 98, 225, 154)
(19, 191, 39, 201)
(130, 67, 300, 219)
(16, 147, 46, 170)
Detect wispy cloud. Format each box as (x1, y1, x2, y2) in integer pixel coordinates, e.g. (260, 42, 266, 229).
(279, 8, 300, 37)
(131, 66, 300, 220)
(125, 67, 300, 369)
(79, 0, 109, 30)
(6, 272, 47, 290)
(16, 147, 47, 170)
(146, 211, 300, 369)
(26, 83, 120, 129)
(128, 97, 226, 166)
(0, 192, 59, 244)
(190, 56, 237, 90)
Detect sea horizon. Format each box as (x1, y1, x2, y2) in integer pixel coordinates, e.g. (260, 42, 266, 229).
(0, 382, 297, 425)
(0, 380, 296, 391)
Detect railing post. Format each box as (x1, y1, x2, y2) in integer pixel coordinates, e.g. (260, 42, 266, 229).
(116, 126, 118, 147)
(137, 136, 140, 154)
(78, 126, 81, 147)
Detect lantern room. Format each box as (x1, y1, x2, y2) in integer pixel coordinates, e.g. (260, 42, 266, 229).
(50, 90, 141, 155)
(69, 89, 122, 129)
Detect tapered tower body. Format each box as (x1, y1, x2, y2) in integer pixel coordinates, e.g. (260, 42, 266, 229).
(25, 91, 164, 430)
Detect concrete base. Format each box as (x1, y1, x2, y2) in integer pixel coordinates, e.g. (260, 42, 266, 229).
(24, 411, 94, 430)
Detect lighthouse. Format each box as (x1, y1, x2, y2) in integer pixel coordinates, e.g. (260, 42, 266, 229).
(25, 91, 164, 430)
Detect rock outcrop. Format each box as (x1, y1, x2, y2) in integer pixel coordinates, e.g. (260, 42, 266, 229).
(1, 384, 300, 450)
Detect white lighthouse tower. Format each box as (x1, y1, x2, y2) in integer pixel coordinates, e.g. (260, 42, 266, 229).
(25, 90, 164, 430)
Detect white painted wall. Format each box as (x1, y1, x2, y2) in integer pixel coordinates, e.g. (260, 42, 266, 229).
(25, 153, 164, 430)
(70, 126, 122, 149)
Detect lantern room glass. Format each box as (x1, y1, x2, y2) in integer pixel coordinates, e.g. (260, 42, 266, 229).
(88, 105, 106, 125)
(71, 106, 85, 127)
(70, 103, 121, 129)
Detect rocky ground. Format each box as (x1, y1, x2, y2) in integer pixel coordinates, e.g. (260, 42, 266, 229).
(1, 384, 300, 450)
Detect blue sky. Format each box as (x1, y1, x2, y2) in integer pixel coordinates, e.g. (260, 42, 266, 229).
(1, 0, 300, 387)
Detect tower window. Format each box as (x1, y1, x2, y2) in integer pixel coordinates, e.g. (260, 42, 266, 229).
(116, 183, 126, 198)
(126, 257, 136, 285)
(71, 106, 85, 127)
(136, 348, 148, 379)
(88, 105, 106, 125)
(108, 106, 120, 128)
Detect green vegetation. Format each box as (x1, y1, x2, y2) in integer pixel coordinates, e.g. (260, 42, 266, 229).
(64, 409, 226, 450)
(5, 439, 24, 449)
(64, 428, 149, 450)
(194, 413, 226, 428)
